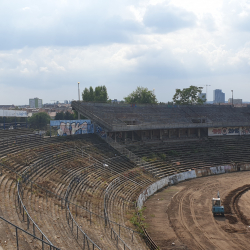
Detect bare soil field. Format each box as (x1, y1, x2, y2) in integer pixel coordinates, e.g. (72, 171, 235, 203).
(144, 171, 250, 250)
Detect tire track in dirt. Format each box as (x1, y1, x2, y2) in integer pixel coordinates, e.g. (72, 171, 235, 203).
(178, 189, 204, 250)
(189, 193, 222, 250)
(171, 181, 227, 250)
(224, 185, 250, 226)
(148, 173, 250, 250)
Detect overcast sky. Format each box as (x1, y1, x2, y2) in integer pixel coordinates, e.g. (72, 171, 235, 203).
(0, 0, 250, 105)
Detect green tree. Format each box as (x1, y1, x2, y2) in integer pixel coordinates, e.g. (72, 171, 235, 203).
(64, 111, 74, 120)
(172, 86, 206, 105)
(94, 86, 108, 102)
(28, 112, 50, 129)
(89, 86, 94, 101)
(82, 85, 108, 102)
(55, 111, 64, 120)
(82, 88, 91, 102)
(124, 87, 157, 104)
(55, 111, 74, 120)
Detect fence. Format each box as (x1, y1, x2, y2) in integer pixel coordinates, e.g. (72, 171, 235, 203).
(65, 175, 132, 250)
(0, 216, 60, 250)
(17, 180, 55, 248)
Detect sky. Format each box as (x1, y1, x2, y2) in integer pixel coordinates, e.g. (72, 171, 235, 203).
(0, 0, 250, 105)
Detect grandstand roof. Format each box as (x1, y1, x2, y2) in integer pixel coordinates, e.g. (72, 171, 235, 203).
(72, 101, 250, 132)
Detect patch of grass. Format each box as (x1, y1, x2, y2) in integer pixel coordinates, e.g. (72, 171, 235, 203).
(158, 153, 166, 161)
(130, 207, 147, 234)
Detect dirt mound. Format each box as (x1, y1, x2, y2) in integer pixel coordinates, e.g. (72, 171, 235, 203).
(225, 215, 238, 224)
(223, 184, 250, 225)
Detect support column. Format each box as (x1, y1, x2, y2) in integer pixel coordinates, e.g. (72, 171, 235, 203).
(188, 128, 190, 137)
(115, 132, 116, 142)
(178, 129, 181, 138)
(132, 131, 134, 141)
(160, 129, 162, 140)
(150, 130, 153, 139)
(198, 128, 200, 138)
(169, 130, 171, 138)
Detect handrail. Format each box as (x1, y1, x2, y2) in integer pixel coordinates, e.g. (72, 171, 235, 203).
(0, 216, 60, 250)
(65, 178, 102, 250)
(104, 176, 121, 225)
(0, 150, 142, 236)
(17, 180, 54, 246)
(110, 227, 131, 250)
(66, 176, 132, 250)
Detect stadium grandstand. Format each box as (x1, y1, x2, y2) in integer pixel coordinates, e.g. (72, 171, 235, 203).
(72, 101, 250, 141)
(1, 101, 250, 249)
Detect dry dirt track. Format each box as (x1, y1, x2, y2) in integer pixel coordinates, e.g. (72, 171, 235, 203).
(144, 171, 250, 250)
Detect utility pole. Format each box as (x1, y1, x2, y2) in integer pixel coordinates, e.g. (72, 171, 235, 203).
(78, 82, 80, 119)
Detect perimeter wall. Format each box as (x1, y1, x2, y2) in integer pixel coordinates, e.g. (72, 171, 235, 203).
(137, 164, 250, 209)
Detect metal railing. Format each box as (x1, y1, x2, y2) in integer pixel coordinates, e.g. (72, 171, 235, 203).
(0, 156, 138, 238)
(65, 177, 101, 250)
(0, 146, 144, 248)
(66, 175, 132, 250)
(17, 180, 55, 248)
(142, 228, 158, 250)
(66, 202, 101, 250)
(0, 216, 60, 250)
(110, 227, 131, 250)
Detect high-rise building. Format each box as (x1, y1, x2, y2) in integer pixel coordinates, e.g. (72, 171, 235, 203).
(29, 97, 43, 108)
(213, 89, 225, 104)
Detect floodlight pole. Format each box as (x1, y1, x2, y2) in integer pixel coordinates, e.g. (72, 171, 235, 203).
(231, 90, 233, 107)
(78, 82, 80, 120)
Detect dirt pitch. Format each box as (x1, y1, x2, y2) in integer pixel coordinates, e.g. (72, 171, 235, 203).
(144, 171, 250, 250)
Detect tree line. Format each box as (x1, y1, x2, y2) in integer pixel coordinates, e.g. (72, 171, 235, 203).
(26, 85, 205, 130)
(82, 85, 206, 105)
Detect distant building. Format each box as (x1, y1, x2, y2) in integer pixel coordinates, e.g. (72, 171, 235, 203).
(228, 98, 242, 105)
(64, 100, 69, 104)
(29, 97, 43, 108)
(111, 99, 118, 104)
(198, 93, 206, 102)
(213, 89, 225, 104)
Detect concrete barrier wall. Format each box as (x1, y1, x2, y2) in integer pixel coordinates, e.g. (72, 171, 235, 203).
(137, 164, 250, 209)
(137, 170, 196, 209)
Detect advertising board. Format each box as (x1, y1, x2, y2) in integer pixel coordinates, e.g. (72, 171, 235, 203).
(0, 110, 28, 117)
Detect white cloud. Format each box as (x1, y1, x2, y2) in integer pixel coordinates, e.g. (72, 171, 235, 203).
(0, 0, 250, 104)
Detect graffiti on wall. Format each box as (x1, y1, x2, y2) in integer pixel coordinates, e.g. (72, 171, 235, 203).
(209, 127, 241, 136)
(241, 127, 250, 135)
(96, 125, 106, 138)
(50, 120, 93, 136)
